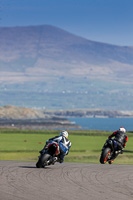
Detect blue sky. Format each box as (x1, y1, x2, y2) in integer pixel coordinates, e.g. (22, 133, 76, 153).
(0, 0, 133, 46)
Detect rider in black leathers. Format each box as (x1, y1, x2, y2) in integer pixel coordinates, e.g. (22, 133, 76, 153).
(108, 127, 128, 164)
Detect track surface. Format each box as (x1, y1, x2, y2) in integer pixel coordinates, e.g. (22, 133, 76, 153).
(0, 161, 133, 200)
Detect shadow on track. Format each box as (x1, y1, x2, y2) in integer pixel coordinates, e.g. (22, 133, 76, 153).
(19, 165, 53, 169)
(19, 166, 36, 169)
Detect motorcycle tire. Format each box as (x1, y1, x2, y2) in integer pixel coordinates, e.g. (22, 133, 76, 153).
(36, 153, 51, 168)
(100, 147, 111, 164)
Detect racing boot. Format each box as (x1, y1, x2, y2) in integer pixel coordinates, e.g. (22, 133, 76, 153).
(108, 160, 114, 164)
(58, 153, 65, 163)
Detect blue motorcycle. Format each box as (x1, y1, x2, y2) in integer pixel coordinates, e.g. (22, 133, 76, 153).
(100, 138, 122, 164)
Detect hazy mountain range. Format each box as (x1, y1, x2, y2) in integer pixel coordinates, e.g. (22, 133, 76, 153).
(0, 25, 133, 110)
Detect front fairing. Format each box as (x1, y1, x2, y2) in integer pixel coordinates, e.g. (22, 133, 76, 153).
(102, 139, 116, 152)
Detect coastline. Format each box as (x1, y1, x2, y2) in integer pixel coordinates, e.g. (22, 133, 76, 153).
(0, 118, 81, 130)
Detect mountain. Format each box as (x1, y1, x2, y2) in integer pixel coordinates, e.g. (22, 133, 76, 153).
(0, 25, 133, 110)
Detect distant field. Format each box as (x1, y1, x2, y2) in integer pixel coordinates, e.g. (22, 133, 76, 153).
(0, 129, 133, 165)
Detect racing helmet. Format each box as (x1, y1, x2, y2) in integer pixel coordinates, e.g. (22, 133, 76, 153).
(119, 127, 126, 133)
(60, 130, 68, 138)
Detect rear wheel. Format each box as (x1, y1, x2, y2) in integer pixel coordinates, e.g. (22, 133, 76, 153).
(36, 153, 51, 168)
(100, 148, 111, 164)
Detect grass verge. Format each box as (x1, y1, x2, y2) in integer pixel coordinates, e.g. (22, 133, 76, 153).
(0, 129, 133, 164)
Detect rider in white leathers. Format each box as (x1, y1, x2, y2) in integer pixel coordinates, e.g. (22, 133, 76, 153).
(45, 130, 71, 163)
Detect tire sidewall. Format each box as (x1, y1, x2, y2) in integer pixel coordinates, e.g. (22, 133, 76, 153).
(100, 147, 111, 164)
(36, 153, 51, 168)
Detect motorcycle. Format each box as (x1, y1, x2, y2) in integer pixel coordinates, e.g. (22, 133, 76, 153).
(36, 141, 60, 168)
(100, 138, 122, 164)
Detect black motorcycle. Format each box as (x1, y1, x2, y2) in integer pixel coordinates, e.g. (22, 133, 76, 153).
(36, 141, 60, 168)
(100, 138, 122, 164)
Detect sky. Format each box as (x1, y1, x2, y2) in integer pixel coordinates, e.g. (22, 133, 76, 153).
(0, 0, 133, 46)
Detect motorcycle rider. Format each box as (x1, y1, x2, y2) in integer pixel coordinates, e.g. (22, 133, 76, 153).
(44, 130, 71, 163)
(108, 127, 128, 164)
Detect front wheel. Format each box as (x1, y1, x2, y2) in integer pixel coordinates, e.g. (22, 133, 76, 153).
(36, 153, 51, 168)
(100, 148, 111, 164)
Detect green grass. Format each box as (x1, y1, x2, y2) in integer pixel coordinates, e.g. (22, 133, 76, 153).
(0, 129, 133, 164)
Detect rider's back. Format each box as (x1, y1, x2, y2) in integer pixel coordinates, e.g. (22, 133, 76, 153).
(114, 130, 127, 146)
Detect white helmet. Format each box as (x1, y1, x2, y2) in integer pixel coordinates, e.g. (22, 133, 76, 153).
(119, 127, 126, 133)
(60, 130, 68, 138)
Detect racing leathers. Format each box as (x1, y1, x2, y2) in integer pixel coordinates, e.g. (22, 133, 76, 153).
(108, 130, 128, 158)
(45, 135, 71, 163)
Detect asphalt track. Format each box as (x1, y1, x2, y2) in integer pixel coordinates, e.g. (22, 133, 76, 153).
(0, 161, 133, 200)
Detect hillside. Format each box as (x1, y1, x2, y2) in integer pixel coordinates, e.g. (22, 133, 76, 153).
(0, 105, 133, 119)
(0, 25, 133, 110)
(0, 105, 80, 129)
(0, 105, 47, 119)
(0, 105, 133, 129)
(0, 25, 133, 84)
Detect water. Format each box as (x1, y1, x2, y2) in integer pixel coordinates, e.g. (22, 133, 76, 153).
(68, 117, 133, 131)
